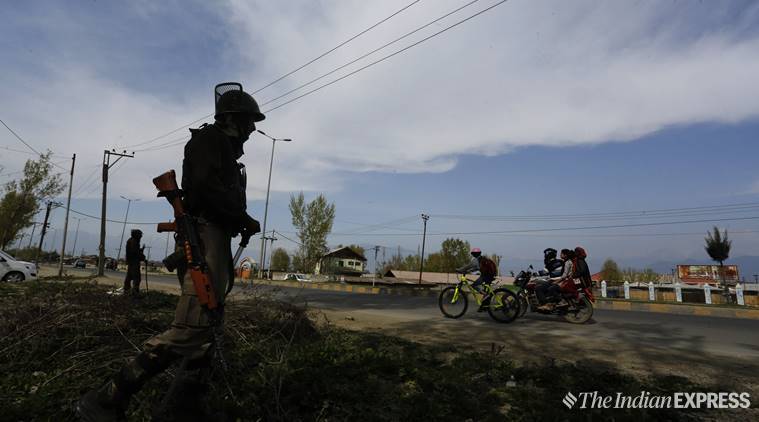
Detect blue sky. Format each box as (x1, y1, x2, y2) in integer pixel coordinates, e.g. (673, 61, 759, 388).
(2, 1, 759, 273)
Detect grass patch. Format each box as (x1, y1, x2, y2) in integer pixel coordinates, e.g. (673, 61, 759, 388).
(0, 281, 745, 421)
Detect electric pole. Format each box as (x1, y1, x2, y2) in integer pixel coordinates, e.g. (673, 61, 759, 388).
(372, 245, 381, 287)
(116, 195, 140, 265)
(70, 217, 81, 257)
(268, 233, 278, 277)
(97, 149, 134, 276)
(372, 245, 381, 276)
(418, 213, 429, 285)
(28, 222, 41, 248)
(35, 201, 54, 265)
(58, 153, 76, 277)
(15, 233, 26, 250)
(262, 231, 278, 278)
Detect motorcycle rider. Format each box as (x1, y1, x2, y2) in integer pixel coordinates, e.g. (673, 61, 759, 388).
(543, 248, 564, 278)
(532, 248, 562, 306)
(537, 248, 575, 311)
(574, 246, 592, 288)
(456, 247, 498, 312)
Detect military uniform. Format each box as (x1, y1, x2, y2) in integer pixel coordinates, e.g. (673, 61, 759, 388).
(78, 83, 263, 421)
(123, 235, 145, 294)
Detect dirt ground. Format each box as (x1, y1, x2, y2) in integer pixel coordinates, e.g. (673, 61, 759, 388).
(313, 306, 759, 398)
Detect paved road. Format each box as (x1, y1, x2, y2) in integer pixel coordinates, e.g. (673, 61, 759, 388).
(45, 266, 759, 389)
(255, 284, 759, 357)
(247, 283, 759, 391)
(52, 267, 759, 359)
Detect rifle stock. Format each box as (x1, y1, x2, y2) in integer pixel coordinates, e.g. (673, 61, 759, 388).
(157, 222, 176, 233)
(153, 169, 219, 310)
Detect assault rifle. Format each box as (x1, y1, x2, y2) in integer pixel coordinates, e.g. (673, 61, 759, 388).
(153, 170, 233, 373)
(153, 170, 219, 310)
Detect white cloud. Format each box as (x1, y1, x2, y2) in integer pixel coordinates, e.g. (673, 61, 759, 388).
(2, 0, 759, 202)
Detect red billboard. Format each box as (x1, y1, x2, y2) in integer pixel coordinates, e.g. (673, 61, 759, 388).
(677, 265, 739, 284)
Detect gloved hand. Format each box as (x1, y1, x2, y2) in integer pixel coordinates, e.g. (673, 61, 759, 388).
(241, 214, 261, 239)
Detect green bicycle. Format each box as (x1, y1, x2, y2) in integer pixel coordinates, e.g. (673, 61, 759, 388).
(438, 274, 520, 323)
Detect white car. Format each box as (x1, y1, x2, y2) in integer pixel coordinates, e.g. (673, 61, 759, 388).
(284, 273, 311, 282)
(0, 250, 38, 282)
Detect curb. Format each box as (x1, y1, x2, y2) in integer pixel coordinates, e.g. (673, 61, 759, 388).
(594, 299, 759, 320)
(255, 280, 759, 320)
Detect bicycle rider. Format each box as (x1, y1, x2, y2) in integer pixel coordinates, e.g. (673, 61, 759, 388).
(456, 248, 498, 312)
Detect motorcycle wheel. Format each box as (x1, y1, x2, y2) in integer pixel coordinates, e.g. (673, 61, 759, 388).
(487, 288, 520, 323)
(563, 296, 593, 324)
(518, 292, 529, 317)
(439, 286, 468, 319)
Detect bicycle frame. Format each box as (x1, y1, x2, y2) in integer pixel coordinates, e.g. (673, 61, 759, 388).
(452, 274, 502, 308)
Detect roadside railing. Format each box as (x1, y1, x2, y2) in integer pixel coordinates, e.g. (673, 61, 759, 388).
(599, 280, 758, 307)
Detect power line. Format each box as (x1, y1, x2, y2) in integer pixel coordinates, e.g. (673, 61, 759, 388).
(272, 230, 304, 247)
(0, 118, 41, 155)
(68, 208, 160, 226)
(113, 1, 420, 151)
(253, 0, 421, 95)
(324, 215, 759, 236)
(262, 0, 510, 113)
(0, 119, 69, 171)
(260, 0, 482, 107)
(0, 145, 45, 156)
(431, 201, 759, 221)
(133, 134, 190, 152)
(71, 164, 102, 198)
(114, 114, 212, 150)
(431, 205, 759, 223)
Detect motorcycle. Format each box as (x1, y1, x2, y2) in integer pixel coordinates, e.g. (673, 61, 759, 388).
(513, 265, 595, 324)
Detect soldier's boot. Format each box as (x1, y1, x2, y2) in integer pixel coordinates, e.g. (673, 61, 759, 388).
(77, 350, 174, 421)
(153, 358, 218, 422)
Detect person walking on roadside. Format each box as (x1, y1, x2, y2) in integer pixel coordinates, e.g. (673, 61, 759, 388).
(123, 229, 145, 296)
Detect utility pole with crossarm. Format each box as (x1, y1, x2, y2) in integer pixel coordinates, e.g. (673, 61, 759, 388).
(97, 149, 134, 276)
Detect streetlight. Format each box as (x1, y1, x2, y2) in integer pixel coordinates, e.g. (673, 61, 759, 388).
(70, 217, 82, 257)
(116, 196, 140, 265)
(419, 214, 429, 285)
(256, 130, 292, 278)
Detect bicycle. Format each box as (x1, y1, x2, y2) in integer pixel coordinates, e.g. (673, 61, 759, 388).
(438, 274, 520, 323)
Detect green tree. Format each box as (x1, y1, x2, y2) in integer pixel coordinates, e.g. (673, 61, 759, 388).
(639, 268, 659, 283)
(622, 267, 659, 284)
(382, 252, 405, 273)
(291, 253, 306, 273)
(0, 153, 64, 248)
(270, 248, 290, 272)
(705, 226, 732, 299)
(348, 244, 365, 258)
(600, 258, 622, 282)
(423, 252, 445, 273)
(402, 254, 421, 271)
(439, 238, 471, 273)
(336, 244, 366, 258)
(289, 192, 336, 273)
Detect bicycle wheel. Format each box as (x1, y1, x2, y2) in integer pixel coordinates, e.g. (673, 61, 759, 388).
(439, 286, 468, 318)
(487, 288, 520, 323)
